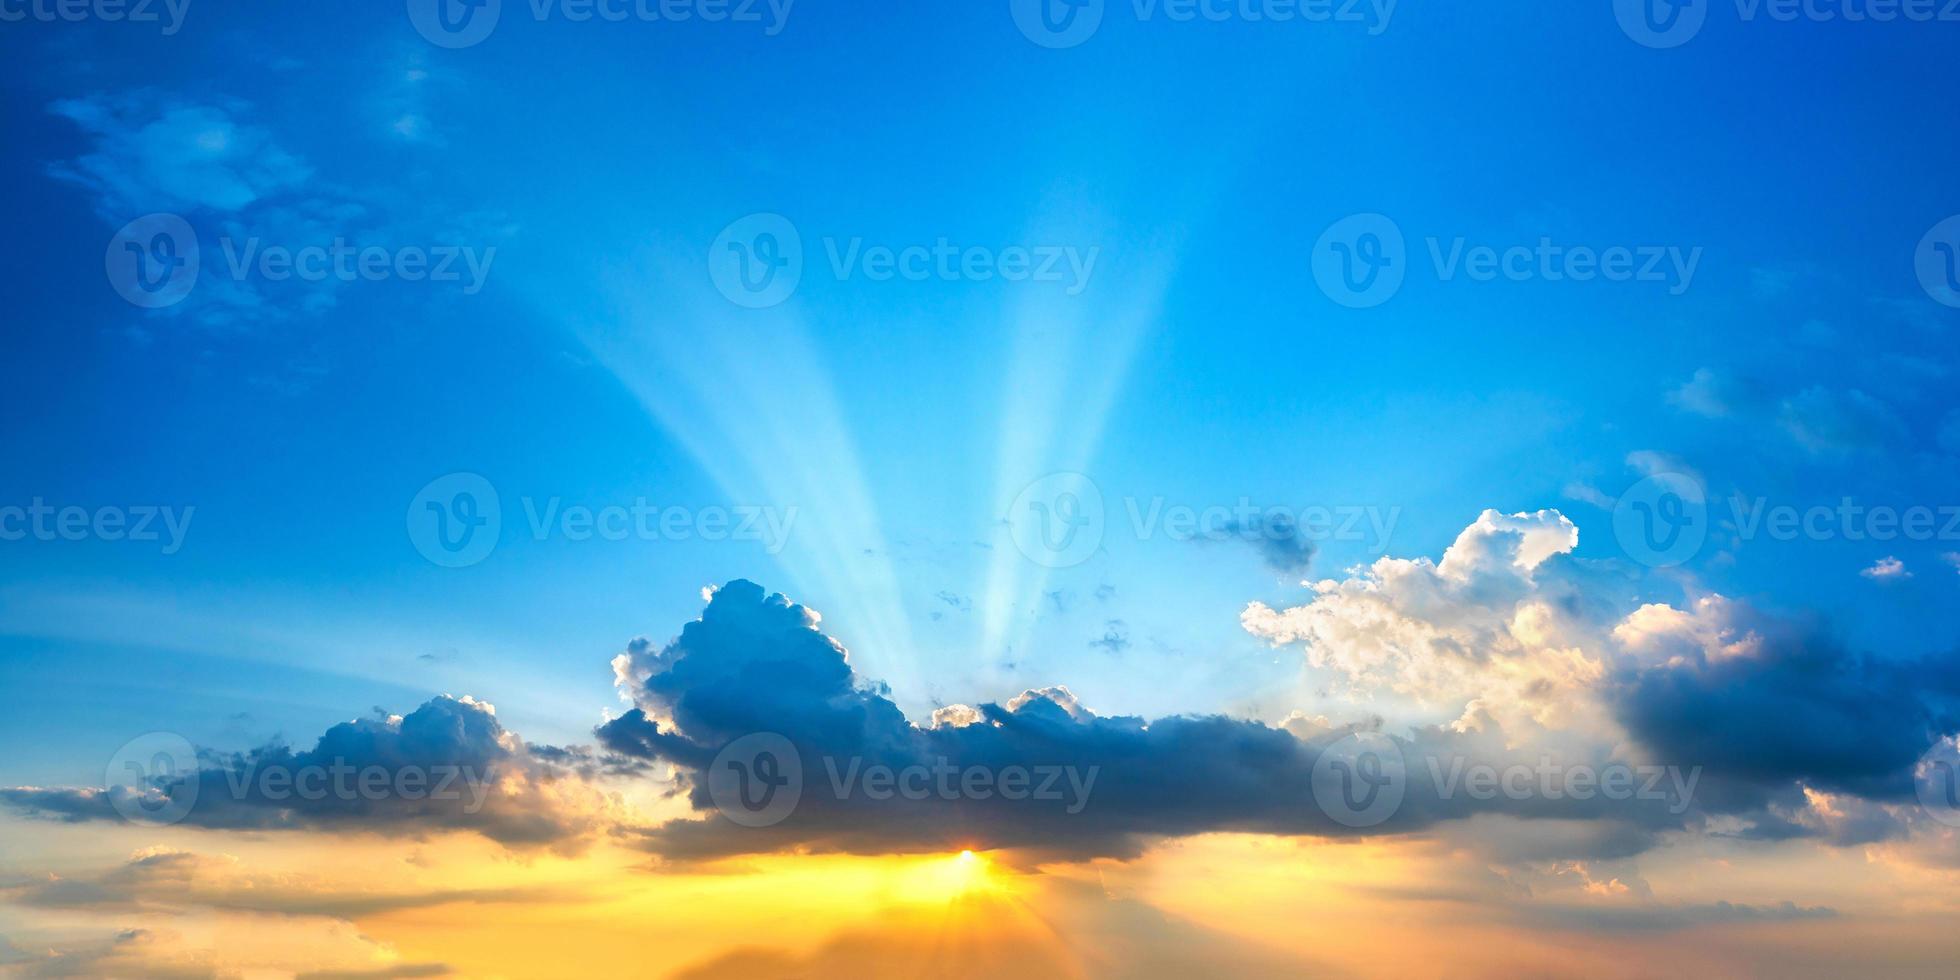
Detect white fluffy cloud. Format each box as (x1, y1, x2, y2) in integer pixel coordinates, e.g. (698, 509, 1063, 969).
(1242, 509, 1608, 735)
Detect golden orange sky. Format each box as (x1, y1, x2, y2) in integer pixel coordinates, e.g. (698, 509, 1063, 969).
(7, 813, 1959, 979)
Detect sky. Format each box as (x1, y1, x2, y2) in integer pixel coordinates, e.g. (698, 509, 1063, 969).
(3, 1, 1960, 976)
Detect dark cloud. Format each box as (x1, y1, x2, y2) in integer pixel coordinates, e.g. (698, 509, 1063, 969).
(1528, 899, 1835, 934)
(1215, 513, 1316, 574)
(1608, 607, 1959, 805)
(296, 968, 452, 980)
(1088, 620, 1130, 654)
(2, 697, 615, 848)
(601, 581, 1695, 862)
(10, 577, 1944, 866)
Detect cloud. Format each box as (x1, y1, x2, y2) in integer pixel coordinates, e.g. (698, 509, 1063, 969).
(1, 849, 557, 919)
(1248, 511, 1960, 837)
(1777, 386, 1908, 455)
(1861, 556, 1910, 581)
(1088, 619, 1130, 654)
(1527, 898, 1835, 933)
(1242, 509, 1604, 734)
(47, 88, 513, 340)
(2, 697, 620, 849)
(1668, 368, 1749, 418)
(1626, 449, 1702, 485)
(1562, 482, 1615, 509)
(0, 921, 446, 980)
(1608, 596, 1951, 803)
(598, 580, 1695, 863)
(1669, 370, 1915, 456)
(49, 94, 310, 217)
(1214, 513, 1317, 574)
(0, 927, 222, 979)
(298, 968, 453, 980)
(8, 536, 1952, 869)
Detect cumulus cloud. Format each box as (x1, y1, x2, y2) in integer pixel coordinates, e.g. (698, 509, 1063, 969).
(8, 537, 1953, 868)
(1246, 511, 1960, 840)
(597, 580, 1694, 863)
(1608, 596, 1950, 804)
(1242, 509, 1606, 734)
(1861, 556, 1911, 581)
(2, 696, 621, 849)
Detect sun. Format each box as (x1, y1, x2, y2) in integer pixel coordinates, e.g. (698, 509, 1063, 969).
(894, 849, 998, 903)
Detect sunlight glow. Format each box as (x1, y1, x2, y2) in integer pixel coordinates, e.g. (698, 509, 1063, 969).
(892, 849, 999, 904)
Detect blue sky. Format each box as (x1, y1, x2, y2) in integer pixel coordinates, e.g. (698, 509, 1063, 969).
(4, 0, 1959, 815)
